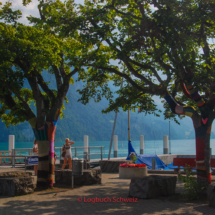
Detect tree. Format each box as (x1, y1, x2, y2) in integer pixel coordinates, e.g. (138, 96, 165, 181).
(74, 0, 215, 185)
(0, 0, 87, 188)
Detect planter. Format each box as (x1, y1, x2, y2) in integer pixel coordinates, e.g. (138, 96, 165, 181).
(119, 166, 147, 179)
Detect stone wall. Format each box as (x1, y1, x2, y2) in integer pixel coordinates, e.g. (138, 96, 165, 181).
(0, 172, 32, 177)
(55, 169, 101, 186)
(99, 160, 128, 173)
(0, 172, 34, 197)
(129, 175, 177, 199)
(59, 159, 90, 169)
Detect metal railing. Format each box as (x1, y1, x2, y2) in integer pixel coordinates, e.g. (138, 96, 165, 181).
(55, 146, 105, 161)
(0, 154, 38, 169)
(0, 146, 105, 166)
(0, 150, 29, 164)
(15, 148, 33, 156)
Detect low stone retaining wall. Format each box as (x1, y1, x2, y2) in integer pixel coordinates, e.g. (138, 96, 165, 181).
(99, 160, 128, 173)
(0, 172, 34, 197)
(59, 159, 90, 169)
(55, 169, 101, 186)
(119, 167, 147, 179)
(129, 175, 177, 199)
(207, 184, 215, 208)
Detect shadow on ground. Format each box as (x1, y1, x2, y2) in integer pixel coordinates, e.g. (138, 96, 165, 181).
(1, 182, 214, 215)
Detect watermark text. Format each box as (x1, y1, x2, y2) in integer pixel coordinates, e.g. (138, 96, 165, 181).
(77, 197, 138, 204)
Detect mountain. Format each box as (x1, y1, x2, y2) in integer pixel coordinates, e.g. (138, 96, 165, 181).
(1, 72, 214, 142)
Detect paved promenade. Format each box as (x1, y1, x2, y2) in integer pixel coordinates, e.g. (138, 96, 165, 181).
(0, 167, 215, 215)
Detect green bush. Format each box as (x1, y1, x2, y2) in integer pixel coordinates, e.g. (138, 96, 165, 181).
(178, 165, 206, 200)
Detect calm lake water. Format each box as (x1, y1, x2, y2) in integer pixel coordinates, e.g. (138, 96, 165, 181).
(1, 139, 215, 159)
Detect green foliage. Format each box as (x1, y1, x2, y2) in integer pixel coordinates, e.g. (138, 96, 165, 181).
(74, 0, 215, 121)
(178, 166, 206, 200)
(0, 1, 22, 26)
(0, 1, 91, 128)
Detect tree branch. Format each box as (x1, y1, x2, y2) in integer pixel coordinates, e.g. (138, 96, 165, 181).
(14, 59, 45, 128)
(38, 2, 46, 21)
(67, 67, 78, 78)
(36, 70, 56, 102)
(52, 65, 62, 90)
(58, 53, 67, 79)
(86, 64, 153, 94)
(128, 58, 163, 83)
(180, 81, 192, 99)
(108, 5, 142, 20)
(0, 92, 36, 120)
(122, 59, 158, 89)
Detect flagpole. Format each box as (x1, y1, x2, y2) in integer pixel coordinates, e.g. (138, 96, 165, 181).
(128, 108, 130, 141)
(108, 79, 123, 160)
(108, 113, 118, 160)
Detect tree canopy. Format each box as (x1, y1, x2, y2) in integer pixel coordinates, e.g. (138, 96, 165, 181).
(1, 0, 215, 125)
(0, 0, 88, 128)
(73, 0, 215, 122)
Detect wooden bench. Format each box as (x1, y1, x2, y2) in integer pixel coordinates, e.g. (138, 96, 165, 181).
(170, 158, 215, 176)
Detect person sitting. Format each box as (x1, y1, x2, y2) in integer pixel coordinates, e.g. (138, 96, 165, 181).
(62, 138, 75, 170)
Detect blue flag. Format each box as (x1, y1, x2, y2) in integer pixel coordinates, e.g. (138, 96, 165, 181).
(126, 140, 137, 160)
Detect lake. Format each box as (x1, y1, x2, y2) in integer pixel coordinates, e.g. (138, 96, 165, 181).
(1, 139, 215, 159)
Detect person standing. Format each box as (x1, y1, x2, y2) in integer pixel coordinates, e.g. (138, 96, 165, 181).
(62, 138, 75, 170)
(32, 139, 38, 175)
(54, 141, 57, 165)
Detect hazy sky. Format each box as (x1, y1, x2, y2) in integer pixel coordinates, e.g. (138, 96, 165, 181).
(1, 0, 85, 25)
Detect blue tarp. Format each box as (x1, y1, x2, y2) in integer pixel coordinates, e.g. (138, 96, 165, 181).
(126, 140, 167, 170)
(135, 155, 167, 170)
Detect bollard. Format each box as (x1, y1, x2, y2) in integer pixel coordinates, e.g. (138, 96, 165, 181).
(12, 149, 15, 168)
(84, 135, 88, 160)
(152, 159, 156, 170)
(163, 135, 169, 154)
(9, 135, 15, 151)
(114, 135, 118, 157)
(140, 135, 144, 154)
(9, 135, 15, 163)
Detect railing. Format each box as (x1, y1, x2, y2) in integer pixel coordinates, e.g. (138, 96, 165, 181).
(55, 146, 105, 161)
(0, 150, 28, 164)
(15, 148, 33, 156)
(0, 155, 37, 169)
(0, 146, 105, 166)
(14, 146, 105, 161)
(0, 151, 11, 164)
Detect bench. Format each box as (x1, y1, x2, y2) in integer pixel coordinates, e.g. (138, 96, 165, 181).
(170, 158, 215, 176)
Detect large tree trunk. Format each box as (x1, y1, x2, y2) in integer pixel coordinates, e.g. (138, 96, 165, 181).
(193, 114, 212, 185)
(164, 91, 213, 185)
(29, 108, 61, 188)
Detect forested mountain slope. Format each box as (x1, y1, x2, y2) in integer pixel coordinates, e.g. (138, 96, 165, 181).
(0, 73, 212, 142)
